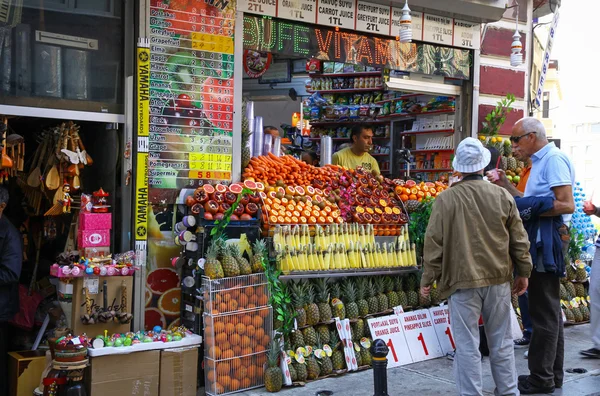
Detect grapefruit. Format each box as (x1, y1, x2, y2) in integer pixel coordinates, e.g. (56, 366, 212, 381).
(255, 182, 265, 192)
(243, 180, 257, 190)
(147, 268, 180, 296)
(158, 287, 182, 319)
(306, 186, 315, 196)
(425, 182, 435, 188)
(216, 184, 228, 194)
(203, 184, 215, 194)
(145, 287, 153, 308)
(405, 180, 417, 188)
(268, 191, 277, 199)
(295, 186, 306, 196)
(145, 307, 166, 331)
(259, 192, 267, 200)
(314, 188, 323, 195)
(229, 183, 244, 194)
(314, 195, 323, 203)
(276, 187, 286, 195)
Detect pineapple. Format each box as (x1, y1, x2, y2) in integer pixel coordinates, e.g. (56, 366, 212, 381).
(251, 239, 267, 273)
(316, 335, 333, 376)
(573, 305, 583, 322)
(351, 319, 365, 341)
(405, 200, 419, 213)
(220, 242, 240, 277)
(241, 98, 252, 169)
(306, 355, 320, 380)
(303, 326, 318, 347)
(356, 278, 370, 317)
(330, 330, 346, 371)
(314, 278, 333, 322)
(430, 282, 440, 305)
(330, 282, 346, 319)
(294, 361, 308, 381)
(566, 264, 576, 280)
(290, 282, 307, 327)
(355, 345, 363, 366)
(361, 344, 372, 366)
(203, 240, 224, 279)
(575, 283, 586, 298)
(374, 277, 389, 311)
(395, 277, 408, 307)
(230, 244, 252, 275)
(288, 362, 298, 382)
(264, 340, 283, 392)
(565, 282, 577, 300)
(342, 280, 359, 319)
(507, 155, 517, 172)
(316, 325, 331, 344)
(560, 284, 569, 300)
(366, 279, 379, 314)
(511, 293, 519, 310)
(500, 156, 508, 171)
(575, 263, 588, 282)
(385, 277, 400, 308)
(290, 330, 305, 350)
(564, 307, 575, 322)
(304, 283, 320, 325)
(581, 304, 590, 321)
(407, 290, 419, 307)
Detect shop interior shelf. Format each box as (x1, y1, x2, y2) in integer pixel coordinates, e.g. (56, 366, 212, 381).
(374, 93, 432, 104)
(278, 266, 420, 280)
(410, 149, 455, 154)
(308, 136, 350, 141)
(401, 129, 455, 136)
(378, 109, 455, 120)
(306, 88, 385, 94)
(371, 153, 391, 156)
(309, 71, 383, 78)
(404, 168, 453, 173)
(309, 120, 390, 126)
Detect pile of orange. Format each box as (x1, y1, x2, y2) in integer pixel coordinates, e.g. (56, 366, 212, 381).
(259, 186, 342, 225)
(204, 284, 270, 315)
(394, 180, 448, 202)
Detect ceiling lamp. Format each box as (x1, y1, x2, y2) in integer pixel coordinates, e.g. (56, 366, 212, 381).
(399, 1, 412, 43)
(510, 30, 523, 67)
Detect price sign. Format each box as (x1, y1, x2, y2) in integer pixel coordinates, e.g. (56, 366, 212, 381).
(429, 305, 455, 355)
(390, 9, 423, 40)
(367, 314, 412, 367)
(422, 14, 453, 45)
(277, 0, 317, 24)
(453, 19, 480, 49)
(316, 0, 355, 29)
(399, 309, 443, 362)
(356, 1, 391, 35)
(239, 0, 277, 16)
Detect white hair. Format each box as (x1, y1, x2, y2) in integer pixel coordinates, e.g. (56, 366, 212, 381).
(517, 117, 547, 141)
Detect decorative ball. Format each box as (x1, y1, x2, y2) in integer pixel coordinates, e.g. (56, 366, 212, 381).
(85, 267, 94, 275)
(124, 337, 132, 346)
(153, 326, 162, 333)
(71, 266, 81, 276)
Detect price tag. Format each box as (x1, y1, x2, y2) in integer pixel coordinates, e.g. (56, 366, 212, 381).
(356, 1, 391, 35)
(277, 0, 317, 24)
(393, 305, 404, 315)
(429, 305, 455, 355)
(398, 309, 444, 362)
(84, 277, 99, 294)
(316, 0, 355, 29)
(239, 0, 277, 17)
(367, 314, 413, 367)
(422, 14, 453, 45)
(453, 19, 481, 49)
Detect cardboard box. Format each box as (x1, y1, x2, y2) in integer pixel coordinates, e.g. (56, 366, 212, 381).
(78, 229, 110, 248)
(159, 347, 199, 396)
(88, 350, 160, 396)
(80, 212, 112, 230)
(83, 246, 112, 259)
(9, 350, 47, 396)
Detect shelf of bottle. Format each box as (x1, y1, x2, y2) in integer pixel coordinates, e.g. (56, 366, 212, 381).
(306, 88, 385, 94)
(308, 71, 383, 78)
(278, 266, 421, 280)
(378, 109, 455, 120)
(309, 120, 390, 126)
(374, 94, 455, 105)
(410, 149, 454, 154)
(371, 153, 391, 156)
(401, 129, 455, 136)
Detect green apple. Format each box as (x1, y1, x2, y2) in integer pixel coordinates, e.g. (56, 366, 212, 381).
(513, 176, 521, 183)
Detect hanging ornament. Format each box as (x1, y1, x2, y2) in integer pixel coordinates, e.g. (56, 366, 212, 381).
(510, 30, 523, 67)
(399, 1, 412, 43)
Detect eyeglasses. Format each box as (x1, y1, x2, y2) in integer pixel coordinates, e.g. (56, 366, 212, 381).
(510, 132, 536, 144)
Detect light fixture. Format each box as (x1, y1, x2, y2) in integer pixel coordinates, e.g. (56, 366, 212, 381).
(510, 1, 522, 67)
(399, 1, 412, 43)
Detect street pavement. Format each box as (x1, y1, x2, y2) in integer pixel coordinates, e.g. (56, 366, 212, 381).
(199, 323, 600, 395)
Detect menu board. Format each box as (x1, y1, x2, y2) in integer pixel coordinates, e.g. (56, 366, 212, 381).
(453, 19, 481, 49)
(316, 0, 355, 29)
(355, 1, 391, 35)
(422, 14, 453, 45)
(148, 0, 235, 192)
(277, 0, 317, 24)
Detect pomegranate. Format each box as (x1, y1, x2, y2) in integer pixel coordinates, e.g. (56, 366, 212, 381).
(240, 213, 252, 221)
(193, 188, 209, 204)
(230, 214, 240, 221)
(234, 204, 245, 216)
(204, 200, 219, 214)
(219, 203, 231, 213)
(213, 192, 225, 204)
(191, 203, 202, 215)
(240, 194, 250, 206)
(214, 213, 225, 221)
(249, 192, 261, 204)
(203, 212, 214, 221)
(185, 195, 196, 207)
(224, 192, 237, 205)
(245, 202, 258, 215)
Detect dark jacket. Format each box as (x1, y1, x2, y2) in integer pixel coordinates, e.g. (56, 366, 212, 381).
(0, 215, 22, 321)
(514, 196, 565, 277)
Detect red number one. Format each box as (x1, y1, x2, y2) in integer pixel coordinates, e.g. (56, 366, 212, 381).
(445, 327, 456, 349)
(417, 333, 429, 355)
(386, 339, 399, 362)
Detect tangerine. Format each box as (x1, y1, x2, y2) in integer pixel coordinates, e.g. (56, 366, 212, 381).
(222, 349, 235, 359)
(224, 322, 235, 335)
(230, 378, 241, 391)
(252, 315, 264, 328)
(230, 333, 241, 346)
(216, 362, 230, 375)
(235, 323, 246, 334)
(217, 375, 231, 389)
(241, 315, 252, 326)
(232, 345, 242, 356)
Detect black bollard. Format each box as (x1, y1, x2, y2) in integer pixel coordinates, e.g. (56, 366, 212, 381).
(370, 339, 389, 396)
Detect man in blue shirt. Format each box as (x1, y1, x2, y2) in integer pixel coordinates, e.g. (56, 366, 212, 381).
(581, 201, 600, 358)
(504, 118, 575, 394)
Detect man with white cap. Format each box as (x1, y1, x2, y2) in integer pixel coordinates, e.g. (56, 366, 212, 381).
(421, 137, 532, 396)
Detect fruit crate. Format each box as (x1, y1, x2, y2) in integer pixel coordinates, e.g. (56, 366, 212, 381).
(204, 305, 273, 395)
(202, 273, 270, 316)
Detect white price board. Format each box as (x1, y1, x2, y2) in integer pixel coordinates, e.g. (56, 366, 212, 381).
(316, 0, 355, 29)
(453, 19, 480, 49)
(429, 305, 456, 355)
(367, 314, 413, 367)
(239, 0, 277, 16)
(390, 9, 423, 40)
(423, 14, 453, 45)
(277, 0, 317, 23)
(355, 1, 391, 35)
(399, 309, 444, 362)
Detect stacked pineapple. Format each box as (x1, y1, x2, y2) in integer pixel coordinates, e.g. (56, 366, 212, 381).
(479, 135, 526, 185)
(203, 238, 268, 280)
(559, 262, 591, 324)
(274, 224, 417, 273)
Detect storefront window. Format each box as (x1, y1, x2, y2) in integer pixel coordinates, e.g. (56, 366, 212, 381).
(0, 1, 124, 114)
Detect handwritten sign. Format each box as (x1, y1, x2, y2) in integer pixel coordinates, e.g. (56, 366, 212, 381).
(316, 0, 355, 29)
(453, 19, 480, 49)
(355, 1, 390, 35)
(429, 305, 455, 355)
(423, 14, 453, 45)
(277, 0, 317, 24)
(399, 309, 443, 362)
(367, 314, 413, 367)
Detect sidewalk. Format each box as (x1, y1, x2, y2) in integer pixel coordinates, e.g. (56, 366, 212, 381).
(200, 324, 600, 395)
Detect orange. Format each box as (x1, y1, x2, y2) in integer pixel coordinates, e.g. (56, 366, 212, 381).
(235, 323, 246, 334)
(241, 378, 251, 388)
(207, 370, 217, 383)
(234, 365, 247, 381)
(230, 289, 241, 299)
(214, 321, 225, 334)
(222, 349, 235, 359)
(249, 294, 259, 305)
(258, 294, 268, 306)
(241, 335, 251, 348)
(217, 375, 231, 389)
(241, 347, 253, 356)
(232, 345, 242, 356)
(255, 286, 265, 296)
(252, 315, 264, 328)
(254, 327, 265, 341)
(215, 383, 225, 394)
(262, 334, 271, 347)
(241, 315, 252, 326)
(224, 322, 235, 335)
(409, 194, 417, 200)
(228, 299, 239, 312)
(238, 293, 249, 308)
(216, 362, 230, 375)
(230, 333, 241, 346)
(215, 332, 227, 344)
(259, 307, 269, 318)
(245, 324, 256, 338)
(222, 293, 231, 303)
(157, 287, 181, 319)
(218, 303, 227, 313)
(209, 346, 221, 359)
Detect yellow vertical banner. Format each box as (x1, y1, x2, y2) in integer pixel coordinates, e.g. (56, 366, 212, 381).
(135, 152, 148, 241)
(137, 47, 149, 138)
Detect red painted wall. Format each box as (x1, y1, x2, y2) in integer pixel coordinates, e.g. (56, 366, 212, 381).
(479, 66, 525, 99)
(481, 27, 527, 58)
(477, 106, 524, 135)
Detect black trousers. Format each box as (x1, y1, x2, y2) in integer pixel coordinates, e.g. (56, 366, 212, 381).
(527, 270, 564, 387)
(0, 321, 8, 396)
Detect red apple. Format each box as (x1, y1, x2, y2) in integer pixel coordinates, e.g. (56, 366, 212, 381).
(203, 212, 214, 221)
(240, 213, 252, 221)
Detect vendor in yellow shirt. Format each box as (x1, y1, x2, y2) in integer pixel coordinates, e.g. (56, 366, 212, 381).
(332, 125, 380, 174)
